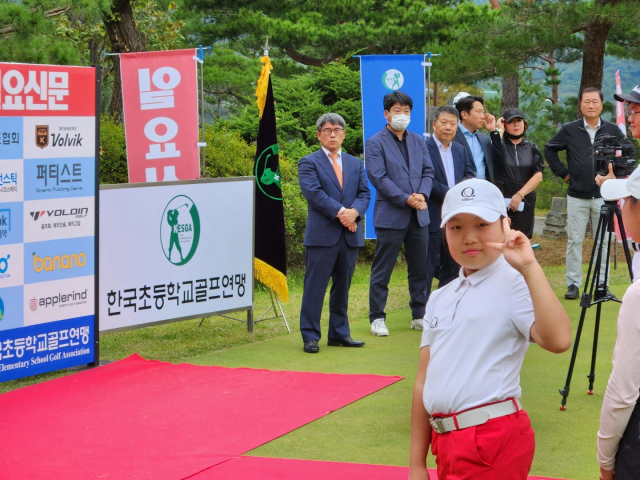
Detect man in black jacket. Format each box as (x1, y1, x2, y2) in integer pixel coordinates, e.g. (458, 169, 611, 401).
(544, 87, 636, 300)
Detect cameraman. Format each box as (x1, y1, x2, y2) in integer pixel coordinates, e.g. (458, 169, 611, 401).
(597, 87, 640, 480)
(545, 88, 635, 300)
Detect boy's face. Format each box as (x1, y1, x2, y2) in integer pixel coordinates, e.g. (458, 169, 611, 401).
(445, 213, 503, 275)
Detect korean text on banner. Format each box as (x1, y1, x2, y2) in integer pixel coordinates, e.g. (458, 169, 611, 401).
(0, 63, 98, 382)
(120, 49, 200, 183)
(359, 55, 426, 239)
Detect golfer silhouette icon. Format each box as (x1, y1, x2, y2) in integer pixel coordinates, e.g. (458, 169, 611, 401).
(167, 208, 184, 263)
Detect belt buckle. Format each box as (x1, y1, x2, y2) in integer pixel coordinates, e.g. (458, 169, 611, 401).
(430, 417, 445, 434)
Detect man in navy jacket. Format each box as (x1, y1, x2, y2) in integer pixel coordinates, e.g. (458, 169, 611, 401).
(366, 91, 435, 336)
(425, 106, 476, 300)
(298, 113, 371, 353)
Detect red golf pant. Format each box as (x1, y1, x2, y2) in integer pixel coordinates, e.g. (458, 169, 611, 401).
(430, 410, 535, 480)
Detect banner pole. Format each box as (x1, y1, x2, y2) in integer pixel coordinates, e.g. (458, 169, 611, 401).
(92, 64, 101, 368)
(199, 45, 205, 177)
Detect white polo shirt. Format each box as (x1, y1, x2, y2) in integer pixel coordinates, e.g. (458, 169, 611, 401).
(420, 256, 535, 415)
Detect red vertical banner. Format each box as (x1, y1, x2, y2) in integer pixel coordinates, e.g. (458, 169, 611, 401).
(120, 49, 200, 183)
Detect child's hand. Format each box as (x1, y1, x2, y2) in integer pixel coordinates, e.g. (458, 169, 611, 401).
(486, 218, 537, 274)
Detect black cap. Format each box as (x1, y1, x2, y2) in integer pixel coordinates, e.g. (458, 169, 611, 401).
(613, 85, 640, 103)
(502, 108, 525, 122)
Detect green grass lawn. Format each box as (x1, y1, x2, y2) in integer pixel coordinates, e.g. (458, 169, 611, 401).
(0, 258, 633, 479)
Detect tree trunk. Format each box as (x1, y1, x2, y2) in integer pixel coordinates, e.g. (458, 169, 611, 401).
(103, 0, 146, 122)
(549, 51, 559, 105)
(577, 0, 618, 117)
(501, 75, 519, 111)
(433, 82, 439, 107)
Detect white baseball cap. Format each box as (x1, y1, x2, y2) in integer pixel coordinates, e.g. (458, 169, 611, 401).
(440, 178, 508, 228)
(600, 166, 640, 201)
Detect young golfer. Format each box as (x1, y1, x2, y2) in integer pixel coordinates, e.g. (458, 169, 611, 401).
(409, 178, 571, 479)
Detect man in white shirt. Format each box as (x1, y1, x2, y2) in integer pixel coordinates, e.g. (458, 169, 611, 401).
(425, 106, 475, 300)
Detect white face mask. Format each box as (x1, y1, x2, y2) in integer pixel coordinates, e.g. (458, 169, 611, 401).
(389, 114, 411, 130)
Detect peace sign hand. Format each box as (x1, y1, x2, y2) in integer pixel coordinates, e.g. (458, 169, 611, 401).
(486, 218, 537, 274)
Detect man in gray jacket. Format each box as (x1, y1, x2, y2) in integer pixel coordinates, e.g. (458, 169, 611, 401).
(366, 92, 435, 336)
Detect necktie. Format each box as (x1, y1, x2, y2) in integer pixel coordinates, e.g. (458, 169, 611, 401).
(329, 152, 343, 188)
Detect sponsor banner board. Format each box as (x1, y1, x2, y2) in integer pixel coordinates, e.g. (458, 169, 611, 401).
(120, 49, 200, 183)
(99, 178, 253, 332)
(0, 63, 98, 382)
(359, 55, 426, 239)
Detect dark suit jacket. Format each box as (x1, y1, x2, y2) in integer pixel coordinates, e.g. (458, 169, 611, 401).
(426, 136, 476, 232)
(453, 126, 495, 183)
(365, 127, 435, 229)
(298, 149, 370, 248)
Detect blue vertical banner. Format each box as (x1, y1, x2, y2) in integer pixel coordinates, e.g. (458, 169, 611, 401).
(360, 55, 426, 239)
(0, 63, 99, 382)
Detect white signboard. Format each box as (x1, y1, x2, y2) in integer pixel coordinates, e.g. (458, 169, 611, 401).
(99, 178, 254, 333)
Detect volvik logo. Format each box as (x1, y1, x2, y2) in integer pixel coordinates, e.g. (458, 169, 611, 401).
(35, 125, 83, 148)
(36, 125, 48, 149)
(30, 208, 89, 221)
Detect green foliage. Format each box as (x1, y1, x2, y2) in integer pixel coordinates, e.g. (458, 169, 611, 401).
(203, 124, 254, 178)
(99, 115, 128, 184)
(223, 62, 364, 155)
(282, 182, 308, 267)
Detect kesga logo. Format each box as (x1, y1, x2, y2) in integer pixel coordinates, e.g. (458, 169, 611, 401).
(35, 124, 83, 149)
(30, 207, 88, 221)
(382, 69, 404, 91)
(160, 195, 200, 266)
(32, 251, 86, 272)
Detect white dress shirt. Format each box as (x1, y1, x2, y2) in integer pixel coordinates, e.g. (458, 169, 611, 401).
(433, 136, 456, 188)
(420, 256, 535, 414)
(584, 118, 602, 145)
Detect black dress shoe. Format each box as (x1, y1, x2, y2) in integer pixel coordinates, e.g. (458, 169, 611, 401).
(327, 336, 365, 347)
(565, 284, 579, 300)
(303, 340, 319, 353)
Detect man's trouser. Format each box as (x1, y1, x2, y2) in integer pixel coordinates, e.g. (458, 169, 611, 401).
(431, 410, 535, 480)
(566, 195, 608, 288)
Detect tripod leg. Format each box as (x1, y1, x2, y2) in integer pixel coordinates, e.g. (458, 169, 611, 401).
(615, 206, 635, 280)
(587, 302, 603, 394)
(559, 306, 589, 410)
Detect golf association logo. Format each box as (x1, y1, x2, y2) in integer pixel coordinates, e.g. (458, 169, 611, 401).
(382, 69, 404, 91)
(160, 195, 200, 266)
(255, 144, 283, 201)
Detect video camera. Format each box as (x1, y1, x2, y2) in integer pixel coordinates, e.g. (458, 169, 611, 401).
(592, 134, 636, 178)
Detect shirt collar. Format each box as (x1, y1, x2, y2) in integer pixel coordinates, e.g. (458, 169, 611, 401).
(583, 117, 601, 130)
(455, 255, 508, 290)
(433, 135, 450, 151)
(458, 122, 476, 136)
(321, 146, 342, 159)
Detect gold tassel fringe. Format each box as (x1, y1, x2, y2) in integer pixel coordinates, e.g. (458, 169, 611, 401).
(255, 56, 273, 118)
(254, 257, 288, 302)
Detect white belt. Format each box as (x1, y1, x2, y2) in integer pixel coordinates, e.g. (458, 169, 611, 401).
(429, 399, 522, 434)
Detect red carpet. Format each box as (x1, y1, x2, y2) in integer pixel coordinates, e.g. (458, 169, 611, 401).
(0, 354, 401, 480)
(190, 456, 571, 480)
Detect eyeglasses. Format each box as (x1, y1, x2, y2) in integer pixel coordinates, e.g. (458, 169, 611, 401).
(625, 107, 640, 120)
(320, 128, 345, 136)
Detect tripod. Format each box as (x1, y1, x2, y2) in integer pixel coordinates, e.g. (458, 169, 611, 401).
(558, 200, 634, 410)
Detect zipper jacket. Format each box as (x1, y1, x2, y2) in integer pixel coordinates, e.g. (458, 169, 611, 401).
(543, 118, 635, 199)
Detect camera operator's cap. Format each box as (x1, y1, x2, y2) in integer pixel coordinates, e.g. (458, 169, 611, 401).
(502, 107, 525, 123)
(601, 166, 640, 201)
(613, 85, 640, 103)
(440, 178, 508, 227)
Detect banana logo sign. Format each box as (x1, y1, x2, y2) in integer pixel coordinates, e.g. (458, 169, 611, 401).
(33, 252, 86, 272)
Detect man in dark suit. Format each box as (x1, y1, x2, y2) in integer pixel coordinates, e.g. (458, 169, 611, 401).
(366, 91, 435, 335)
(298, 113, 371, 353)
(425, 106, 476, 300)
(453, 95, 499, 183)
